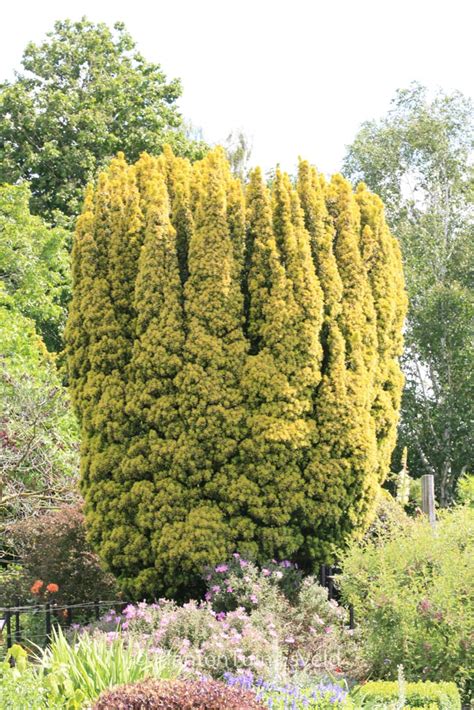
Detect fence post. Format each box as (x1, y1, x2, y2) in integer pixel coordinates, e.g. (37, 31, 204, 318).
(319, 565, 327, 588)
(5, 608, 12, 650)
(349, 604, 355, 630)
(421, 474, 436, 526)
(327, 566, 334, 600)
(67, 605, 72, 627)
(14, 598, 21, 644)
(45, 603, 52, 645)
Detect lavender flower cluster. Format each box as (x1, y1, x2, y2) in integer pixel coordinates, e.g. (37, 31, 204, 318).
(224, 670, 349, 708)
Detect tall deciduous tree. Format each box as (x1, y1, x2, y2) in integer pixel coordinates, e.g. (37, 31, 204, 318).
(0, 18, 206, 222)
(67, 148, 405, 599)
(344, 83, 474, 504)
(0, 184, 70, 350)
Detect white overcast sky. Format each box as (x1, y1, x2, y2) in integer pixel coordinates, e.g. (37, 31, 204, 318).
(1, 0, 473, 175)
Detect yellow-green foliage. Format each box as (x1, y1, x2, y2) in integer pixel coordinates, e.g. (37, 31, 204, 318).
(66, 148, 406, 598)
(353, 680, 461, 709)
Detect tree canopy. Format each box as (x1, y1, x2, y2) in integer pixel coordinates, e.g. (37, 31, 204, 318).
(0, 184, 70, 351)
(0, 18, 207, 222)
(344, 83, 474, 504)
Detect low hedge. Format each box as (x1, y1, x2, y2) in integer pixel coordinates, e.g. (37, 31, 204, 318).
(353, 680, 461, 709)
(93, 678, 267, 709)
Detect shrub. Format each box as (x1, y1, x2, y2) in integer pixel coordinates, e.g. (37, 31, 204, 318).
(204, 555, 303, 612)
(353, 680, 461, 709)
(93, 678, 266, 709)
(11, 504, 118, 605)
(88, 572, 365, 684)
(100, 599, 281, 679)
(67, 148, 406, 600)
(456, 474, 474, 507)
(338, 507, 474, 702)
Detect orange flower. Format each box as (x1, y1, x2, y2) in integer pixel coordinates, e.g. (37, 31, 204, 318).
(31, 579, 44, 595)
(46, 583, 59, 593)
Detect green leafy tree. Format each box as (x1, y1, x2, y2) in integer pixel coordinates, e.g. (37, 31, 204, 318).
(67, 148, 405, 599)
(344, 83, 474, 505)
(0, 18, 206, 222)
(0, 184, 70, 351)
(0, 297, 78, 546)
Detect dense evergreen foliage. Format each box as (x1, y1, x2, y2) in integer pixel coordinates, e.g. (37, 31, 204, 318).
(66, 148, 406, 599)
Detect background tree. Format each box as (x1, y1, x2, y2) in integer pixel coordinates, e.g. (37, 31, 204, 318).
(344, 83, 474, 505)
(0, 299, 78, 552)
(0, 18, 207, 222)
(0, 184, 70, 351)
(67, 147, 405, 599)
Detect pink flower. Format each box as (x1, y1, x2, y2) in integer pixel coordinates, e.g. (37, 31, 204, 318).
(123, 604, 137, 619)
(419, 598, 431, 614)
(285, 636, 295, 644)
(324, 626, 332, 634)
(226, 586, 234, 593)
(212, 585, 221, 593)
(262, 568, 271, 576)
(250, 594, 258, 604)
(215, 564, 229, 573)
(239, 559, 249, 568)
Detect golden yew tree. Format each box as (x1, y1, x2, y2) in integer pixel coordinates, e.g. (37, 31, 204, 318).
(67, 147, 406, 598)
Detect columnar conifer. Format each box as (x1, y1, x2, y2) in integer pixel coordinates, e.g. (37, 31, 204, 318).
(355, 184, 407, 480)
(67, 148, 406, 598)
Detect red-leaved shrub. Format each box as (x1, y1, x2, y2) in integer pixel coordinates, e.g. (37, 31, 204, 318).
(11, 504, 118, 604)
(93, 679, 266, 709)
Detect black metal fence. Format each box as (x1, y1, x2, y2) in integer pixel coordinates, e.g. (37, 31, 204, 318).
(0, 599, 128, 651)
(0, 565, 353, 652)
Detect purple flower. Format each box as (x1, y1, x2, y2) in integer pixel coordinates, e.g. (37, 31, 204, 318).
(122, 604, 137, 620)
(211, 585, 221, 593)
(215, 564, 229, 573)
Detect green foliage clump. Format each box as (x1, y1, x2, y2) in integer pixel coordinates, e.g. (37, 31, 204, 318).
(0, 184, 70, 351)
(0, 646, 51, 710)
(456, 473, 474, 507)
(66, 147, 406, 599)
(353, 680, 461, 709)
(338, 507, 474, 702)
